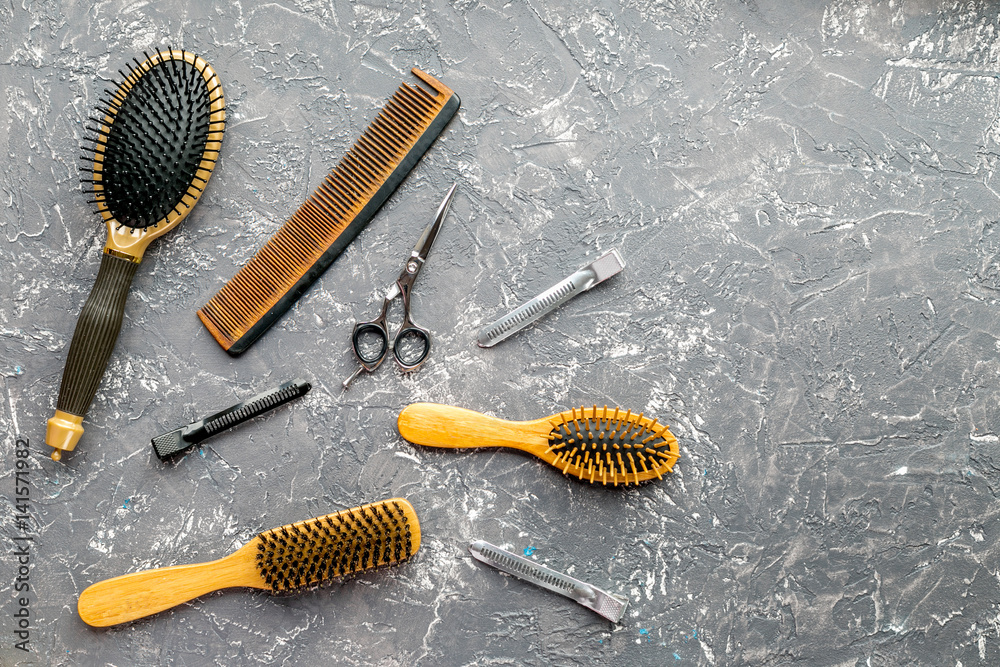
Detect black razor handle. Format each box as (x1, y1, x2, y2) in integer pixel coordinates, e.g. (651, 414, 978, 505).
(57, 252, 140, 417)
(152, 379, 312, 459)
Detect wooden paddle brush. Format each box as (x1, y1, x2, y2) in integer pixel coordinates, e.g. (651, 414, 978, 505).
(47, 48, 226, 461)
(78, 498, 420, 627)
(398, 404, 680, 486)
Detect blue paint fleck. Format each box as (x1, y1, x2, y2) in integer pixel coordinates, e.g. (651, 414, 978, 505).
(122, 499, 130, 509)
(14, 365, 24, 375)
(673, 653, 681, 660)
(523, 546, 536, 557)
(199, 448, 206, 458)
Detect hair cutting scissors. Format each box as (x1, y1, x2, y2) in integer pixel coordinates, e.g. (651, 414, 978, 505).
(343, 183, 458, 390)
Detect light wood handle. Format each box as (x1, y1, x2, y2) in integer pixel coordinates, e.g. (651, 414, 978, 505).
(78, 545, 262, 627)
(397, 403, 549, 452)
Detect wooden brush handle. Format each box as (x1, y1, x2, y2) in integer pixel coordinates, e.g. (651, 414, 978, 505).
(397, 403, 548, 451)
(78, 545, 261, 627)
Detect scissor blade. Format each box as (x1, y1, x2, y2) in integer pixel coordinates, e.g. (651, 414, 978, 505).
(412, 183, 458, 261)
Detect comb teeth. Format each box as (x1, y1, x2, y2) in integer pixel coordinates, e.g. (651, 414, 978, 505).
(202, 381, 309, 436)
(475, 543, 575, 592)
(198, 68, 460, 356)
(546, 405, 680, 486)
(252, 499, 419, 593)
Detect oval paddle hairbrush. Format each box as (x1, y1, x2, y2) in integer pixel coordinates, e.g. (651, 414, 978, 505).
(397, 403, 680, 486)
(46, 48, 226, 462)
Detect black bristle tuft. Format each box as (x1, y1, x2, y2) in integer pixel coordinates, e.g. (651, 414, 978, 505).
(80, 49, 217, 228)
(546, 405, 680, 485)
(252, 500, 418, 594)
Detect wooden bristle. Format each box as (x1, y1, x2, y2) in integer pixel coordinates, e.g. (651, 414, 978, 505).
(198, 68, 460, 355)
(547, 405, 680, 486)
(252, 499, 419, 593)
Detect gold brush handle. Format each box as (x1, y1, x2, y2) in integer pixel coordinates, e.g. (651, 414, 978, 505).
(397, 403, 549, 452)
(77, 546, 262, 627)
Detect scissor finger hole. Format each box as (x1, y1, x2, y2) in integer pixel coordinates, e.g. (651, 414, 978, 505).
(394, 329, 430, 368)
(354, 324, 387, 364)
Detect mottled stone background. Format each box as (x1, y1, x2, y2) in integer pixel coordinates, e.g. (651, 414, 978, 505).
(2, 0, 1000, 665)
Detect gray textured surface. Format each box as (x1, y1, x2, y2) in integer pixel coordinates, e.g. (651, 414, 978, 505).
(2, 1, 1000, 665)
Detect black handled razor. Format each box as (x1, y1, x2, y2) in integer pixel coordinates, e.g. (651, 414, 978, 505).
(152, 379, 311, 459)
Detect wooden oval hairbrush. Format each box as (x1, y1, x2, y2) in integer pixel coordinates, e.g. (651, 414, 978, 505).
(397, 403, 680, 486)
(46, 48, 226, 462)
(77, 498, 420, 627)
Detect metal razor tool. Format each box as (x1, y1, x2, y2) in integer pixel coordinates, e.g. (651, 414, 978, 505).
(477, 248, 625, 347)
(469, 540, 628, 623)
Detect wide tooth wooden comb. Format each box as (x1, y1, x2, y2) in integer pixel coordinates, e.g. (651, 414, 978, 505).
(397, 403, 680, 486)
(197, 67, 460, 356)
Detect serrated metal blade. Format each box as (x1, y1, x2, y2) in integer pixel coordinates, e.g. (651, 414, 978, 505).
(469, 540, 628, 623)
(477, 249, 624, 347)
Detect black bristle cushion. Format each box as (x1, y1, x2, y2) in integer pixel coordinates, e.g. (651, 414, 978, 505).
(92, 54, 211, 228)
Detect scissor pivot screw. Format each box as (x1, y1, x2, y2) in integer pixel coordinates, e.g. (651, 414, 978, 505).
(407, 261, 419, 273)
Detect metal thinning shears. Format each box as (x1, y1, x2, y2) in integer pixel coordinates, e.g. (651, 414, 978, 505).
(342, 183, 458, 390)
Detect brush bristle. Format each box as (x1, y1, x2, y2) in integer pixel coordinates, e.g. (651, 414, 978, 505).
(253, 499, 419, 593)
(545, 405, 680, 486)
(82, 48, 225, 229)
